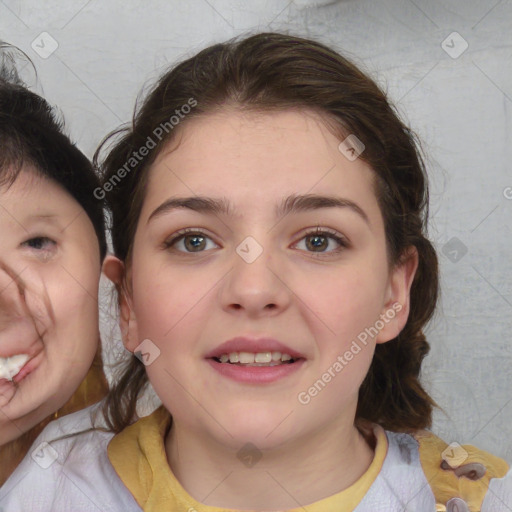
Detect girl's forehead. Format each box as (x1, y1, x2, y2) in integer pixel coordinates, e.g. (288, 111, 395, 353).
(140, 109, 383, 230)
(167, 107, 338, 149)
(148, 109, 371, 191)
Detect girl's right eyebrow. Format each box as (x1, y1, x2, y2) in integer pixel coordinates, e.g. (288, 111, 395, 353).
(147, 194, 369, 226)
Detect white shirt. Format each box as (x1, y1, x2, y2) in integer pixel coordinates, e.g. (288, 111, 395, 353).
(1, 406, 511, 511)
(0, 404, 140, 512)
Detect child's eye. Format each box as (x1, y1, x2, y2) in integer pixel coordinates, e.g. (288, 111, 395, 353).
(164, 229, 219, 253)
(294, 228, 349, 255)
(21, 236, 57, 258)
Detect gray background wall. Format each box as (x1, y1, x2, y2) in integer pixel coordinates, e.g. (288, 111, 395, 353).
(1, 0, 511, 462)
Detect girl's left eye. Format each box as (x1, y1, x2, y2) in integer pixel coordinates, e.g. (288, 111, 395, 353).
(293, 228, 348, 255)
(21, 236, 57, 253)
(164, 228, 348, 255)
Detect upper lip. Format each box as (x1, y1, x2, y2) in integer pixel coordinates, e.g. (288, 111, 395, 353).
(205, 336, 306, 360)
(0, 351, 32, 360)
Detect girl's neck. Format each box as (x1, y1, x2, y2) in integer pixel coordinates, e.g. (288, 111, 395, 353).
(165, 412, 376, 510)
(0, 353, 108, 486)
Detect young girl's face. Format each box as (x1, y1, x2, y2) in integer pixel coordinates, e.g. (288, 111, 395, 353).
(120, 109, 416, 448)
(0, 169, 101, 443)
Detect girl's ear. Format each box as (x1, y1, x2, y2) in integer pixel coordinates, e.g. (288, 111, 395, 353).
(375, 246, 419, 344)
(102, 255, 139, 353)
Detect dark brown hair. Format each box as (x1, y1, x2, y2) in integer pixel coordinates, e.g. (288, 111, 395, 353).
(0, 43, 107, 261)
(98, 32, 439, 433)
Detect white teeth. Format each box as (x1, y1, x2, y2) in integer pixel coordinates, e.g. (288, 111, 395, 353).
(0, 354, 30, 381)
(271, 352, 282, 361)
(217, 351, 295, 365)
(239, 352, 255, 364)
(254, 352, 272, 363)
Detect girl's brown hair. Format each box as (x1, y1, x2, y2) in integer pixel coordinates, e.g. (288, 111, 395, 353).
(98, 32, 439, 434)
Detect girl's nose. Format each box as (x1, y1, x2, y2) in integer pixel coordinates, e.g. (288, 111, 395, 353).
(218, 240, 291, 318)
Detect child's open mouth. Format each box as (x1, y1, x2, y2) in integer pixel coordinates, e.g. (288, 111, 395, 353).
(0, 354, 30, 382)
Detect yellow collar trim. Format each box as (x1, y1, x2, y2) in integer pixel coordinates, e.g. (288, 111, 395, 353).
(108, 406, 388, 512)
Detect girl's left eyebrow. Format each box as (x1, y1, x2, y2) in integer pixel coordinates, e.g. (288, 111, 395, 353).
(147, 194, 370, 225)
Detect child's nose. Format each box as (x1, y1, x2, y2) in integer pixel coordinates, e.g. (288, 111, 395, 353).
(0, 263, 47, 356)
(0, 265, 33, 352)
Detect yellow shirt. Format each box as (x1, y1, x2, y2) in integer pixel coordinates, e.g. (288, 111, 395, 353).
(108, 406, 388, 512)
(108, 406, 510, 512)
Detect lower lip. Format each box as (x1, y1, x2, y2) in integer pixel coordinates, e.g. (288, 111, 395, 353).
(206, 358, 305, 383)
(12, 352, 42, 384)
(0, 377, 14, 393)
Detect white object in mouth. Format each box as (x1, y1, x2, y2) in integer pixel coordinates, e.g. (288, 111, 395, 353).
(217, 351, 294, 365)
(0, 354, 30, 381)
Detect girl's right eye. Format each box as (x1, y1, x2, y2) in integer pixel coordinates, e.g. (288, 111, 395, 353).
(21, 237, 57, 257)
(164, 229, 219, 253)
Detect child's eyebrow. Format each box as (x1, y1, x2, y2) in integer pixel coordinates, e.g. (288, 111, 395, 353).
(147, 194, 369, 225)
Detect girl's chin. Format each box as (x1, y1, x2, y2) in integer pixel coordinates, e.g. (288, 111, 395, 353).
(206, 419, 298, 451)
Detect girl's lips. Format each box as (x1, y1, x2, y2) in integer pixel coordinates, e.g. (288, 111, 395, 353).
(206, 357, 305, 384)
(205, 336, 306, 360)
